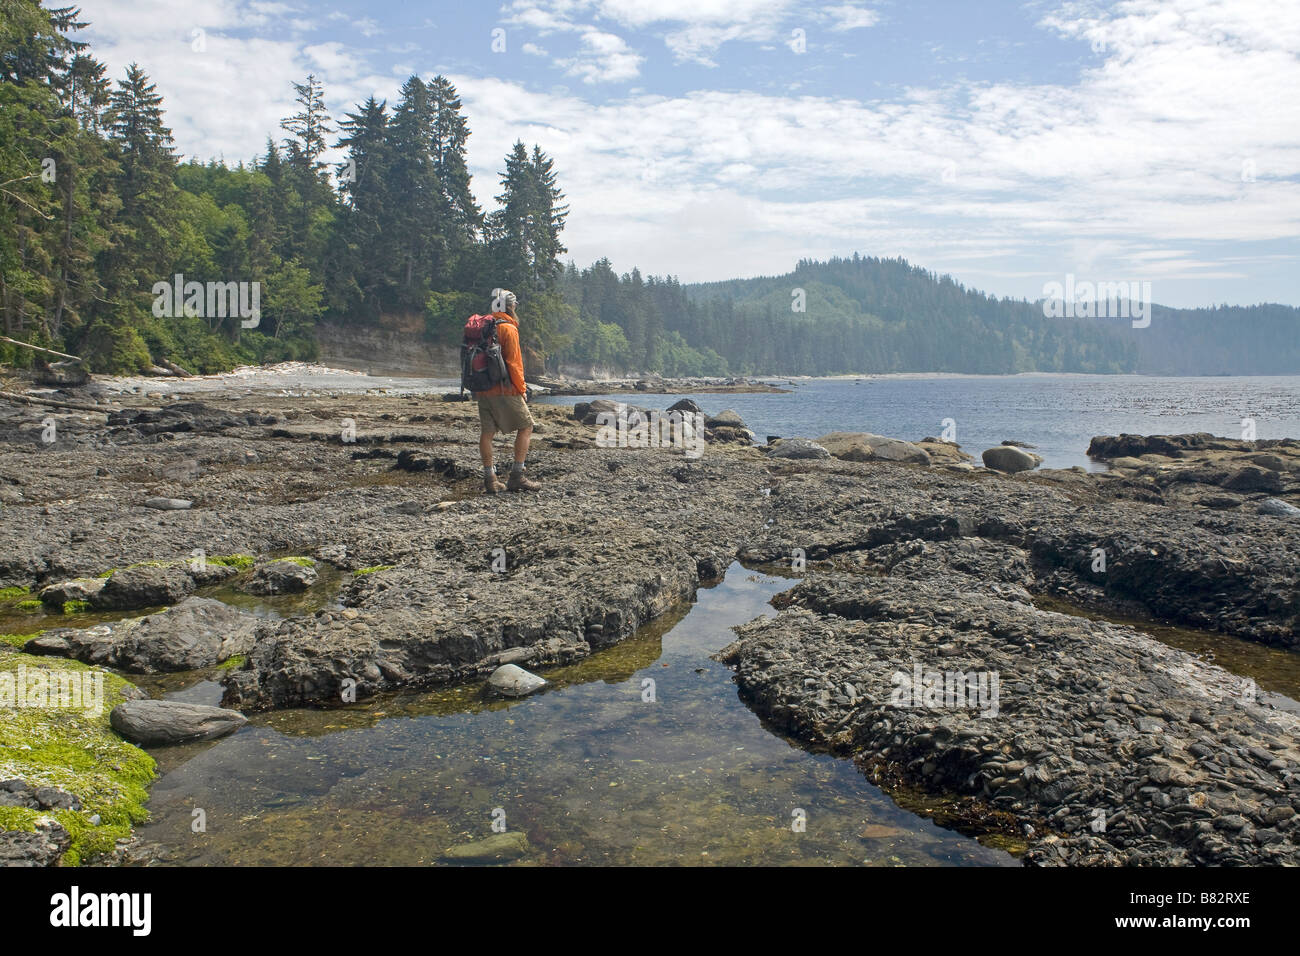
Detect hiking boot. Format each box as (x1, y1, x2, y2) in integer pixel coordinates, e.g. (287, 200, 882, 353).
(506, 469, 540, 492)
(484, 473, 507, 494)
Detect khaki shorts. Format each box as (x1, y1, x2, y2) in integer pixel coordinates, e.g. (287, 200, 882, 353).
(477, 394, 534, 434)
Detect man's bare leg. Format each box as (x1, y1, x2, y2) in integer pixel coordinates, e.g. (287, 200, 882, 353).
(507, 426, 540, 491)
(513, 426, 532, 464)
(480, 430, 505, 494)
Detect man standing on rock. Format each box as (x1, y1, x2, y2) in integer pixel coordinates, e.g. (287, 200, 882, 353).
(475, 289, 540, 494)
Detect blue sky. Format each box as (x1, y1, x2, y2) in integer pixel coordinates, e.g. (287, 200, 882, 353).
(77, 0, 1300, 307)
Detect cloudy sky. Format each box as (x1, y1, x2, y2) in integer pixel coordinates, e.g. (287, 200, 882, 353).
(76, 0, 1300, 307)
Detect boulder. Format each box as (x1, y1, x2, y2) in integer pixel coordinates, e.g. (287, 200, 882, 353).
(1249, 454, 1294, 473)
(25, 625, 118, 666)
(113, 597, 258, 671)
(439, 831, 529, 862)
(1258, 498, 1300, 518)
(766, 438, 830, 460)
(244, 559, 317, 595)
(1106, 457, 1148, 471)
(93, 565, 195, 611)
(187, 561, 240, 587)
(143, 497, 192, 511)
(705, 409, 747, 429)
(580, 399, 652, 427)
(916, 439, 973, 464)
(667, 398, 703, 415)
(25, 597, 259, 672)
(981, 446, 1042, 474)
(109, 700, 248, 746)
(706, 426, 752, 445)
(1222, 466, 1283, 494)
(487, 663, 547, 698)
(817, 433, 874, 462)
(817, 432, 930, 465)
(38, 576, 106, 607)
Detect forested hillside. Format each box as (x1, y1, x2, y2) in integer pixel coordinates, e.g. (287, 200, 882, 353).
(683, 256, 1136, 374)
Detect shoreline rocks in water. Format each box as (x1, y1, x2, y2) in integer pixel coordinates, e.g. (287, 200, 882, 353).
(982, 445, 1043, 473)
(720, 575, 1300, 865)
(1, 384, 1298, 865)
(487, 663, 547, 697)
(109, 700, 248, 746)
(243, 557, 318, 595)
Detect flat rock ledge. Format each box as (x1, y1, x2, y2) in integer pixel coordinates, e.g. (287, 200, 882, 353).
(721, 575, 1300, 866)
(26, 597, 258, 673)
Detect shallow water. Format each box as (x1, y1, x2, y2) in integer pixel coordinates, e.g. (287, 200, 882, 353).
(538, 374, 1300, 469)
(133, 563, 1016, 866)
(0, 561, 345, 643)
(1033, 595, 1300, 715)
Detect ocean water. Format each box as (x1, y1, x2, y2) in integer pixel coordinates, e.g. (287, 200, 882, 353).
(539, 375, 1300, 470)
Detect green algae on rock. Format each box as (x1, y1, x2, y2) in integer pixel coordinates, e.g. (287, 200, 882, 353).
(0, 653, 155, 865)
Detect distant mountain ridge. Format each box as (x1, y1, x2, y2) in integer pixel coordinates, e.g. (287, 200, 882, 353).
(678, 255, 1299, 376)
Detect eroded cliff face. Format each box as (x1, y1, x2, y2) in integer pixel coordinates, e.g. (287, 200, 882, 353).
(315, 320, 459, 378)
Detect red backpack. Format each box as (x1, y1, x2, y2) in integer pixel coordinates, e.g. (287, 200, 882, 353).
(460, 314, 509, 396)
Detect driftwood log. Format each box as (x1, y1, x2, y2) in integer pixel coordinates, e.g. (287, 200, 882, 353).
(159, 358, 193, 377)
(0, 335, 83, 363)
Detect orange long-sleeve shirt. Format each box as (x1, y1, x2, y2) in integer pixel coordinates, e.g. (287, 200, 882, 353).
(476, 312, 527, 396)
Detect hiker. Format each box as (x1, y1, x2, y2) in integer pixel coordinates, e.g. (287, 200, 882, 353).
(465, 289, 540, 494)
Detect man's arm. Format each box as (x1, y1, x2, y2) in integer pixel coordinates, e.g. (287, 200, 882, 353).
(500, 323, 527, 396)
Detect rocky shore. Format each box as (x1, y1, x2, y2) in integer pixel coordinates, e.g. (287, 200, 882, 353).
(720, 576, 1299, 865)
(1, 382, 1297, 865)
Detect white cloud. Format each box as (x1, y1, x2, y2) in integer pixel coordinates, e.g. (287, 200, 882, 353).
(304, 41, 365, 74)
(556, 30, 644, 83)
(78, 0, 397, 166)
(822, 4, 879, 32)
(505, 0, 797, 63)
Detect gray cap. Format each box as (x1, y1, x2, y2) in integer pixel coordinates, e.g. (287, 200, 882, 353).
(492, 288, 517, 312)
